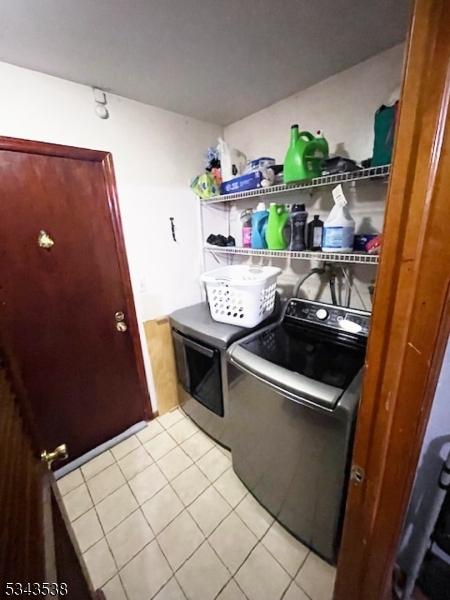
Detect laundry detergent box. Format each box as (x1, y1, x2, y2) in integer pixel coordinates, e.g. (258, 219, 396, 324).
(221, 171, 263, 194)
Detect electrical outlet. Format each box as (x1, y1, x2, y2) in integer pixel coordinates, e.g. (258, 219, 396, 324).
(138, 277, 148, 294)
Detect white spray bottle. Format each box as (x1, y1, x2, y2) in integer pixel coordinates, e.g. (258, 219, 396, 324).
(322, 184, 355, 252)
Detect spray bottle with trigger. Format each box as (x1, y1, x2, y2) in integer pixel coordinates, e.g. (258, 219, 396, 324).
(322, 184, 355, 252)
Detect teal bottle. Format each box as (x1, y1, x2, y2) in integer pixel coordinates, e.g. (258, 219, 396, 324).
(251, 202, 269, 249)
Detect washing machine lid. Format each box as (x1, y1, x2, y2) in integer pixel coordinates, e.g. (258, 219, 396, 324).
(229, 321, 366, 409)
(170, 301, 281, 350)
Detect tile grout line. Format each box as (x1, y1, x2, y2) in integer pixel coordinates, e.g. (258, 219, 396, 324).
(105, 505, 156, 566)
(78, 462, 125, 593)
(210, 468, 312, 590)
(77, 445, 161, 599)
(59, 433, 145, 500)
(75, 434, 204, 557)
(65, 412, 316, 600)
(259, 529, 310, 586)
(233, 493, 273, 542)
(67, 431, 224, 590)
(103, 426, 208, 597)
(199, 451, 305, 599)
(171, 537, 234, 600)
(62, 416, 187, 597)
(142, 422, 241, 598)
(107, 411, 186, 599)
(210, 466, 249, 508)
(60, 407, 187, 497)
(155, 445, 251, 598)
(103, 432, 214, 595)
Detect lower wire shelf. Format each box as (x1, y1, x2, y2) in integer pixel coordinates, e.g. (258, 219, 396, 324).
(203, 245, 379, 265)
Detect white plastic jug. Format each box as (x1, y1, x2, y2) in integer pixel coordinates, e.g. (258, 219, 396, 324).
(322, 184, 355, 252)
(218, 138, 247, 181)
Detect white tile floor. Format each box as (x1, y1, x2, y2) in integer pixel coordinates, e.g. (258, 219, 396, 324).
(58, 408, 336, 600)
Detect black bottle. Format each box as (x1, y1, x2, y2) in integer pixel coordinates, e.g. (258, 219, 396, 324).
(307, 215, 324, 250)
(288, 204, 307, 251)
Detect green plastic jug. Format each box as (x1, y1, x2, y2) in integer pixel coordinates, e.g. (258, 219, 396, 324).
(266, 203, 289, 250)
(283, 125, 329, 183)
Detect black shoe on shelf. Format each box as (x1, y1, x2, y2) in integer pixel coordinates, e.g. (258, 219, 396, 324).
(206, 234, 236, 247)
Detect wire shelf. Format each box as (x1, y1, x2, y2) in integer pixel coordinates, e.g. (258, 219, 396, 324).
(200, 164, 390, 204)
(204, 246, 380, 265)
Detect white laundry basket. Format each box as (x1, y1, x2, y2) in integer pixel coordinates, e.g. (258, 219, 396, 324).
(201, 265, 281, 328)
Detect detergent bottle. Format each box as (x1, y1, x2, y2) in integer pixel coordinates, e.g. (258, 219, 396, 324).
(283, 125, 302, 184)
(307, 215, 324, 251)
(251, 202, 269, 249)
(322, 185, 355, 252)
(240, 209, 253, 248)
(217, 137, 247, 181)
(288, 204, 308, 251)
(283, 125, 329, 183)
(266, 203, 289, 250)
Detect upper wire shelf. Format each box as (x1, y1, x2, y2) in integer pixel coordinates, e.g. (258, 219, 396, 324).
(200, 164, 390, 204)
(204, 246, 379, 265)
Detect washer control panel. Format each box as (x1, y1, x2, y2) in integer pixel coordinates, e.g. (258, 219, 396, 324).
(285, 299, 370, 337)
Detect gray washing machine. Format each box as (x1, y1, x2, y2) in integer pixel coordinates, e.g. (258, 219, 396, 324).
(227, 298, 370, 563)
(170, 301, 279, 448)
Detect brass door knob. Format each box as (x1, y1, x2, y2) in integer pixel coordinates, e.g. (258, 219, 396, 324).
(41, 443, 68, 468)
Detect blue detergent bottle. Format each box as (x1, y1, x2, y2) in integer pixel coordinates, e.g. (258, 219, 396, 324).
(251, 202, 269, 249)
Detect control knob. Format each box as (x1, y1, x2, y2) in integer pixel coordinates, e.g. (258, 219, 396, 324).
(315, 308, 328, 321)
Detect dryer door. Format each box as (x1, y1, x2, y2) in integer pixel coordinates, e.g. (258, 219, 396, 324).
(172, 330, 224, 417)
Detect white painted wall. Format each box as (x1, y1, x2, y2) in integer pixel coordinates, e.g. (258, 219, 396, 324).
(224, 44, 404, 164)
(210, 44, 405, 310)
(0, 60, 221, 411)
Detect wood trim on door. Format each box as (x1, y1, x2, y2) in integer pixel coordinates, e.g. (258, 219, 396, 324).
(334, 1, 450, 598)
(0, 136, 152, 420)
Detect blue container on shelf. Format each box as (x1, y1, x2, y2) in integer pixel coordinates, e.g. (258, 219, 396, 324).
(251, 202, 269, 249)
(221, 171, 263, 194)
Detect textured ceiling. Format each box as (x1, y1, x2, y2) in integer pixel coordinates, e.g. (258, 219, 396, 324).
(0, 0, 410, 125)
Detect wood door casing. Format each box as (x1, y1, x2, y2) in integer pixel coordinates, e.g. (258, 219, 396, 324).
(0, 137, 151, 462)
(334, 0, 450, 598)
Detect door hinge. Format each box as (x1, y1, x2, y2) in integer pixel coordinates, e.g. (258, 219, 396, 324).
(350, 464, 365, 485)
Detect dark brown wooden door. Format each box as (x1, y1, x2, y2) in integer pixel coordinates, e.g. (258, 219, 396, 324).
(0, 138, 150, 463)
(0, 352, 101, 599)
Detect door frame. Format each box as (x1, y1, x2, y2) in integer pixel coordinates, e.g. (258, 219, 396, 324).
(334, 0, 450, 598)
(0, 136, 152, 421)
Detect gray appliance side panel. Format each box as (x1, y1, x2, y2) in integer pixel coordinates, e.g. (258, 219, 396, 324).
(228, 361, 361, 563)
